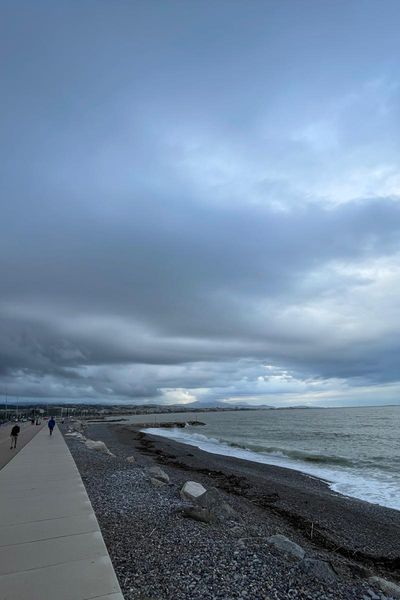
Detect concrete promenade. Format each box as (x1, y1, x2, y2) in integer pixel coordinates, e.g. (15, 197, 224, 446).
(0, 426, 124, 600)
(0, 422, 44, 470)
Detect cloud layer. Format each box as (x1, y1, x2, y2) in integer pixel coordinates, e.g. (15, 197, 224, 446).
(1, 1, 400, 405)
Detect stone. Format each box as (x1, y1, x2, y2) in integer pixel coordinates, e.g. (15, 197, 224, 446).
(150, 477, 166, 488)
(230, 525, 246, 537)
(196, 487, 238, 520)
(267, 534, 305, 561)
(73, 420, 84, 432)
(195, 487, 220, 505)
(65, 431, 86, 442)
(84, 439, 114, 456)
(298, 558, 337, 584)
(147, 466, 169, 483)
(221, 501, 237, 517)
(368, 577, 400, 599)
(126, 456, 136, 463)
(182, 507, 214, 523)
(248, 525, 262, 538)
(180, 481, 207, 501)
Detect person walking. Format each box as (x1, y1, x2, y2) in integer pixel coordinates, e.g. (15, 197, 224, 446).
(48, 417, 56, 436)
(10, 424, 20, 449)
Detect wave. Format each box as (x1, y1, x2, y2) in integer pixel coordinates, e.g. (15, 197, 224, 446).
(142, 427, 400, 511)
(149, 432, 353, 468)
(245, 445, 354, 467)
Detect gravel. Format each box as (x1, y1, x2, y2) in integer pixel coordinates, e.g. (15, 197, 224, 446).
(63, 426, 385, 600)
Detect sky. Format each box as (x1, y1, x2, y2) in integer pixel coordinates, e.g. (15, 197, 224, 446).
(1, 0, 400, 407)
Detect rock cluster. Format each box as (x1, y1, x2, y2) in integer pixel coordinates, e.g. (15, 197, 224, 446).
(181, 485, 240, 525)
(267, 534, 340, 586)
(84, 439, 115, 456)
(65, 424, 115, 457)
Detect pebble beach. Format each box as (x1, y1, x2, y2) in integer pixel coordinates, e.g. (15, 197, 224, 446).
(63, 421, 400, 600)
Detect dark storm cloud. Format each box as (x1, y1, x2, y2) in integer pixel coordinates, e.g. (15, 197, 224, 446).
(1, 1, 400, 404)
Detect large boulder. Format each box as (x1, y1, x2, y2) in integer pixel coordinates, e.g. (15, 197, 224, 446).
(180, 481, 207, 501)
(368, 577, 400, 599)
(85, 439, 114, 456)
(126, 456, 136, 463)
(182, 507, 214, 524)
(267, 534, 305, 561)
(147, 466, 169, 483)
(297, 559, 337, 584)
(150, 477, 167, 488)
(196, 487, 238, 520)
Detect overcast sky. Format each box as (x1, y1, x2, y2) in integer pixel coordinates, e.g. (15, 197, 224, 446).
(1, 1, 400, 407)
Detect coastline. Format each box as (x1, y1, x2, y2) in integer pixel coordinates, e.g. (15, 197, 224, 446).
(125, 425, 400, 569)
(64, 421, 400, 600)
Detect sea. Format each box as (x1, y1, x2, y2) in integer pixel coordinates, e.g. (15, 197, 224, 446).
(119, 406, 400, 511)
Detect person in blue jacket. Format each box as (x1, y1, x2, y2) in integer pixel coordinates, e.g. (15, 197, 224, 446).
(48, 417, 56, 436)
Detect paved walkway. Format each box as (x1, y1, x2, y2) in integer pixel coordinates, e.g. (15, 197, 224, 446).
(0, 427, 124, 600)
(0, 422, 44, 470)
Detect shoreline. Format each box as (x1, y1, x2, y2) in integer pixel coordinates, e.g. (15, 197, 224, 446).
(120, 425, 400, 572)
(139, 426, 344, 490)
(63, 421, 400, 599)
(139, 425, 399, 511)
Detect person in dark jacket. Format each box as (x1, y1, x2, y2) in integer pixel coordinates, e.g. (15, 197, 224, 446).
(48, 417, 56, 435)
(10, 424, 20, 449)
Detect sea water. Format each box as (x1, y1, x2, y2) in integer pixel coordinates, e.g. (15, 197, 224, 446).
(122, 406, 400, 511)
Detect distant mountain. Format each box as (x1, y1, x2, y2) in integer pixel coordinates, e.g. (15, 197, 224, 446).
(185, 400, 229, 408)
(231, 403, 274, 409)
(186, 400, 273, 409)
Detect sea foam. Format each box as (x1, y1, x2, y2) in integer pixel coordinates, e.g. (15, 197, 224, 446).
(142, 427, 400, 511)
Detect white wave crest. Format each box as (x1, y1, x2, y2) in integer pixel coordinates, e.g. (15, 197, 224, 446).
(142, 427, 400, 511)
